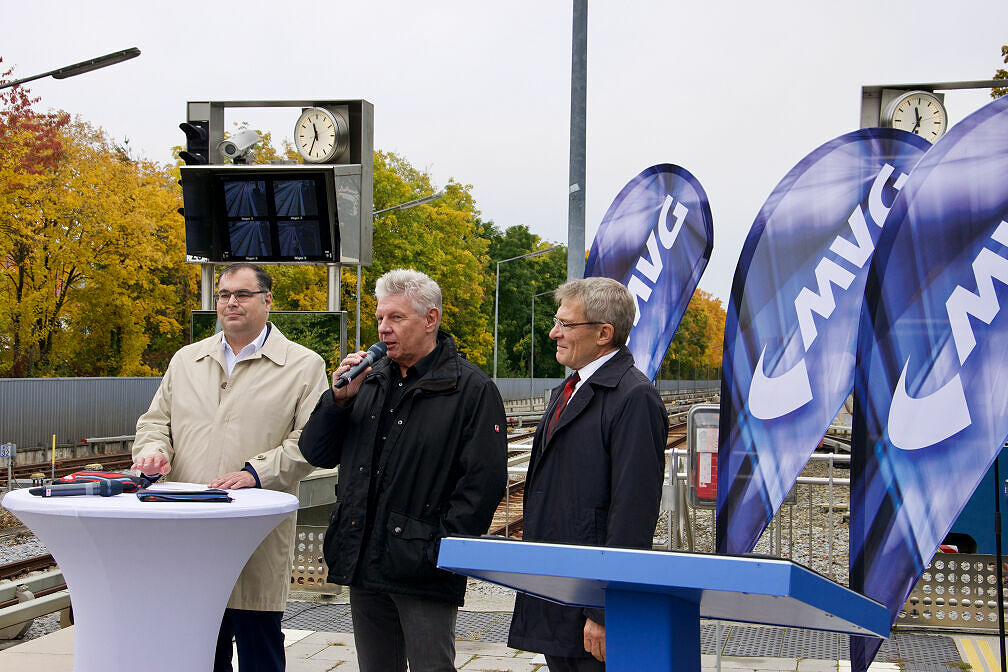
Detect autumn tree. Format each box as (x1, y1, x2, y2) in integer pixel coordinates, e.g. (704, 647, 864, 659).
(365, 151, 495, 365)
(994, 44, 1007, 99)
(0, 63, 69, 375)
(0, 67, 197, 376)
(658, 288, 726, 382)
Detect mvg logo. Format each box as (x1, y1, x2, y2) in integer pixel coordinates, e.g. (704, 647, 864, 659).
(748, 164, 908, 420)
(627, 195, 688, 327)
(886, 219, 1008, 451)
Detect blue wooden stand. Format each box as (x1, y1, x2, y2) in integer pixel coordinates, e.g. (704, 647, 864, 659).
(438, 538, 889, 672)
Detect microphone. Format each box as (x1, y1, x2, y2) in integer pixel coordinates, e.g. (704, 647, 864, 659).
(333, 342, 387, 389)
(29, 479, 125, 497)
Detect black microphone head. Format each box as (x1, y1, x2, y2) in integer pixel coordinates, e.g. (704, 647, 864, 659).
(368, 342, 387, 359)
(98, 479, 125, 496)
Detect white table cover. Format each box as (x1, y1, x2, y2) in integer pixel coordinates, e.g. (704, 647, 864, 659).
(3, 483, 298, 672)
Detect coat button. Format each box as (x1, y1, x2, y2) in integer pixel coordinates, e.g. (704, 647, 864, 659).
(393, 526, 403, 535)
(359, 465, 366, 473)
(221, 382, 227, 389)
(397, 420, 403, 425)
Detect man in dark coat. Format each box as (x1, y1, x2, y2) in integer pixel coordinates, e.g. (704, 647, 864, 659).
(507, 277, 668, 672)
(299, 268, 507, 672)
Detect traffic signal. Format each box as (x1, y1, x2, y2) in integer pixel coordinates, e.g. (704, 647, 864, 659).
(178, 121, 209, 165)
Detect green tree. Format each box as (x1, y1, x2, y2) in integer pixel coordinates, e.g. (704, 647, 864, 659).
(485, 224, 567, 378)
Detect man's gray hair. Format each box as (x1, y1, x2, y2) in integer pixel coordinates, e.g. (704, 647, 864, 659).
(555, 277, 635, 346)
(375, 269, 443, 324)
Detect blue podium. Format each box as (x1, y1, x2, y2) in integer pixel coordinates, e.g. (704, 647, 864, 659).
(438, 537, 889, 672)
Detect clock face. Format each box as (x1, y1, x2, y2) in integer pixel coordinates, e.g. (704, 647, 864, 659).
(886, 92, 948, 142)
(294, 108, 347, 163)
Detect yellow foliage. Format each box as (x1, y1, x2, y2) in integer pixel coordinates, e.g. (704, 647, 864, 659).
(0, 112, 197, 376)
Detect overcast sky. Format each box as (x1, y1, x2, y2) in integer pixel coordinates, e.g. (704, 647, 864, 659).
(3, 1, 1005, 302)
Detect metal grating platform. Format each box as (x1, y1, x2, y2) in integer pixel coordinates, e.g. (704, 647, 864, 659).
(699, 622, 730, 655)
(722, 625, 785, 657)
(280, 601, 966, 667)
(894, 632, 964, 672)
(780, 627, 838, 660)
(281, 603, 513, 643)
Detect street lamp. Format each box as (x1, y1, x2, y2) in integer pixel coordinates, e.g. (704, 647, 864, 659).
(373, 191, 444, 215)
(530, 289, 555, 402)
(0, 48, 141, 90)
(494, 246, 558, 380)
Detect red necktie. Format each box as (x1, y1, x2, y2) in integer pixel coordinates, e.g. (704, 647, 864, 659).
(547, 372, 580, 439)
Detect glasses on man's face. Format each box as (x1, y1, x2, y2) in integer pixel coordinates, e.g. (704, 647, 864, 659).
(552, 316, 604, 331)
(216, 289, 266, 303)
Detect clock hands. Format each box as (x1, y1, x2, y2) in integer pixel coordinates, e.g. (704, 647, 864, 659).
(309, 120, 319, 156)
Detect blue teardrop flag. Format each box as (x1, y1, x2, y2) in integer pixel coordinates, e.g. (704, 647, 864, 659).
(585, 164, 713, 380)
(850, 95, 1008, 672)
(717, 129, 929, 555)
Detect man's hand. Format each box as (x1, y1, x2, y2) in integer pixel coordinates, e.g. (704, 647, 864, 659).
(209, 470, 256, 490)
(331, 350, 370, 405)
(583, 617, 605, 662)
(132, 453, 171, 476)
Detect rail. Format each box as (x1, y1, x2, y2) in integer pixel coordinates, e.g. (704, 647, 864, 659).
(0, 565, 70, 634)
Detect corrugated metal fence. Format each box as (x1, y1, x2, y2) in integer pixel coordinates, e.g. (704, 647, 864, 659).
(0, 376, 721, 449)
(0, 378, 162, 449)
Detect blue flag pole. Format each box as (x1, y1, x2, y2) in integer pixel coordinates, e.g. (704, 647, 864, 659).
(995, 459, 1006, 672)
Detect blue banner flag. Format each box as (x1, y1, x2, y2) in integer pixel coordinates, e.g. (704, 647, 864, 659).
(850, 95, 1008, 672)
(717, 129, 930, 555)
(585, 164, 713, 380)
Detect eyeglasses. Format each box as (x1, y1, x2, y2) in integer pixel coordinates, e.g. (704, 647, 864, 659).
(552, 316, 605, 331)
(216, 290, 267, 303)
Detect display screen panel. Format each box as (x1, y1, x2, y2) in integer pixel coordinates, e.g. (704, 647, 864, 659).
(180, 166, 339, 263)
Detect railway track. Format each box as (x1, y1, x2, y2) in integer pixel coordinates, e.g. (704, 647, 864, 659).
(9, 452, 134, 482)
(487, 479, 525, 538)
(0, 554, 57, 582)
(0, 553, 68, 614)
(490, 421, 689, 538)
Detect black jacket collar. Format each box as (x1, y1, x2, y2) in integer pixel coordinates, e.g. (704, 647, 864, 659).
(368, 330, 460, 394)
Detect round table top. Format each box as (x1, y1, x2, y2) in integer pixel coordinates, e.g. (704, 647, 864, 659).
(2, 482, 299, 520)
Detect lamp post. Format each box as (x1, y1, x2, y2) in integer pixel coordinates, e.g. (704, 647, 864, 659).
(0, 48, 140, 90)
(530, 289, 555, 403)
(494, 246, 558, 380)
(373, 191, 445, 215)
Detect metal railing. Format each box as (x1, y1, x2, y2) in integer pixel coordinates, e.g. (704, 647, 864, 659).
(664, 448, 851, 582)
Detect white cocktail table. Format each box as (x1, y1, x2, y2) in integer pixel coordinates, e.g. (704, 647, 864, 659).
(2, 483, 298, 672)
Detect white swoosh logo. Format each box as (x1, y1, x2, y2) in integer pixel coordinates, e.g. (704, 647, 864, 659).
(887, 357, 971, 451)
(748, 345, 814, 420)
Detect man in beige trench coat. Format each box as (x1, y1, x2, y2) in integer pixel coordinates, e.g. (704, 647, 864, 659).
(132, 262, 329, 672)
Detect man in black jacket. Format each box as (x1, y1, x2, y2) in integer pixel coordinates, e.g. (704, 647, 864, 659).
(507, 277, 669, 672)
(299, 268, 507, 672)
